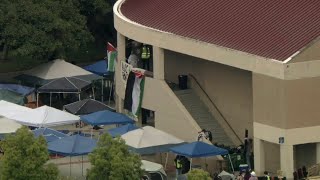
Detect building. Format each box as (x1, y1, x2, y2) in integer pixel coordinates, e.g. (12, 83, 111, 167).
(113, 0, 320, 178)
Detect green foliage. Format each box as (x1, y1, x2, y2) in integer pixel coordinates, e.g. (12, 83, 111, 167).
(0, 126, 59, 180)
(187, 169, 211, 180)
(0, 0, 112, 61)
(87, 133, 143, 180)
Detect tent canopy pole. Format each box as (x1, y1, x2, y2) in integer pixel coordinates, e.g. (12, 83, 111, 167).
(228, 154, 234, 173)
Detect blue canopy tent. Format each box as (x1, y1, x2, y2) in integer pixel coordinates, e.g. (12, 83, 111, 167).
(80, 110, 135, 126)
(83, 60, 114, 103)
(107, 124, 139, 137)
(48, 135, 97, 176)
(170, 141, 234, 172)
(33, 128, 68, 142)
(83, 60, 110, 77)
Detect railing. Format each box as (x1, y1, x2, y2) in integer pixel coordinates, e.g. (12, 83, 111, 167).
(188, 73, 243, 144)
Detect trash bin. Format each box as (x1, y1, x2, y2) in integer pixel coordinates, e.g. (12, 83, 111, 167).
(178, 75, 188, 90)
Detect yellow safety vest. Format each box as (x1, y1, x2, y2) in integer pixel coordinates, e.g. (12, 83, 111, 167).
(141, 46, 151, 59)
(175, 159, 182, 169)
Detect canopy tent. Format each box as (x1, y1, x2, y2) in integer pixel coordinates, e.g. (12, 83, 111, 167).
(121, 126, 184, 155)
(107, 124, 138, 137)
(83, 60, 114, 103)
(0, 89, 26, 105)
(8, 105, 80, 127)
(47, 134, 97, 176)
(47, 134, 97, 156)
(0, 100, 33, 118)
(169, 141, 234, 172)
(37, 77, 92, 93)
(83, 60, 111, 77)
(15, 59, 101, 86)
(80, 110, 135, 126)
(0, 84, 35, 96)
(0, 116, 22, 135)
(33, 128, 68, 142)
(37, 77, 93, 107)
(63, 99, 115, 115)
(141, 160, 167, 177)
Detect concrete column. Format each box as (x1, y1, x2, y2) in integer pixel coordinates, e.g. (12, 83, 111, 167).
(316, 143, 320, 163)
(152, 46, 165, 80)
(253, 138, 265, 176)
(115, 32, 126, 113)
(280, 145, 294, 180)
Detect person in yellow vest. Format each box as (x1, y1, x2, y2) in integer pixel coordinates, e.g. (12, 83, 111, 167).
(174, 155, 183, 179)
(141, 44, 151, 70)
(264, 171, 271, 180)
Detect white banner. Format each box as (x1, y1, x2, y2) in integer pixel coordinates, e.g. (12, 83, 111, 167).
(121, 61, 132, 84)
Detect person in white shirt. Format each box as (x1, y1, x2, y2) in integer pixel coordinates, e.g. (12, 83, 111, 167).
(127, 50, 139, 68)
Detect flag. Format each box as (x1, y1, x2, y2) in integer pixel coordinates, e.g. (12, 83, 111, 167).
(107, 42, 117, 72)
(124, 71, 145, 117)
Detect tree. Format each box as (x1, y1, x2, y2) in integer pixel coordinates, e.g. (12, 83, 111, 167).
(0, 126, 59, 180)
(0, 0, 94, 60)
(87, 133, 143, 180)
(187, 169, 211, 180)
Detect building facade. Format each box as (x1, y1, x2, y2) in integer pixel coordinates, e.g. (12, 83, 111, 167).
(113, 0, 320, 178)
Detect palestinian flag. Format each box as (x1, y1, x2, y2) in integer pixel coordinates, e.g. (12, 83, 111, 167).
(124, 71, 145, 117)
(107, 42, 117, 72)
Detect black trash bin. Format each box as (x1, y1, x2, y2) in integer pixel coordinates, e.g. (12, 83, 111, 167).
(178, 75, 188, 90)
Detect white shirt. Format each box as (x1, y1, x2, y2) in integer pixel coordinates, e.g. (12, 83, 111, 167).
(128, 54, 139, 68)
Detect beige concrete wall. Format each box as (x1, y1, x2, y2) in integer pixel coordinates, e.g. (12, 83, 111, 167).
(285, 76, 320, 129)
(295, 143, 316, 168)
(290, 39, 320, 63)
(252, 73, 286, 128)
(164, 50, 253, 139)
(264, 141, 281, 174)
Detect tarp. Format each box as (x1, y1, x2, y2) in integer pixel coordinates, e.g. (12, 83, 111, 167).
(0, 116, 22, 134)
(15, 59, 101, 85)
(33, 128, 68, 142)
(64, 99, 115, 115)
(141, 160, 167, 176)
(47, 134, 97, 156)
(169, 141, 228, 158)
(83, 60, 111, 77)
(0, 84, 35, 96)
(37, 77, 91, 93)
(7, 105, 80, 127)
(107, 124, 138, 137)
(0, 89, 26, 105)
(80, 110, 135, 126)
(121, 126, 184, 154)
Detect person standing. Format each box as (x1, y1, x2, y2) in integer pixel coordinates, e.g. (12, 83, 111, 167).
(174, 155, 183, 179)
(249, 171, 258, 180)
(127, 50, 139, 68)
(264, 171, 270, 180)
(141, 43, 151, 70)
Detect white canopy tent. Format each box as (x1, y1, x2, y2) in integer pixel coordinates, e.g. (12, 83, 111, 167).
(0, 100, 34, 119)
(0, 116, 22, 134)
(121, 126, 184, 168)
(121, 126, 184, 154)
(0, 103, 80, 127)
(14, 105, 80, 127)
(141, 160, 167, 177)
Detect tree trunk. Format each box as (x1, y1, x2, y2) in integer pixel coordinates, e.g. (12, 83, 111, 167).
(1, 42, 9, 61)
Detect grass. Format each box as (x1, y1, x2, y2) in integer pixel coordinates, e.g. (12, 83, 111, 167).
(0, 43, 106, 73)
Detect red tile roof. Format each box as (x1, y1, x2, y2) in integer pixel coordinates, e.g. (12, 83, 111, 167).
(120, 0, 320, 61)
